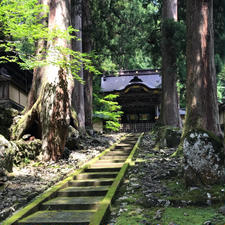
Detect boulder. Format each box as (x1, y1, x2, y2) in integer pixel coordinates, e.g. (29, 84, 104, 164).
(0, 107, 19, 139)
(183, 130, 225, 186)
(0, 134, 42, 175)
(0, 134, 17, 174)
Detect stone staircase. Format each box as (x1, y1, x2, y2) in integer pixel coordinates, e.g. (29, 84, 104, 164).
(4, 134, 142, 225)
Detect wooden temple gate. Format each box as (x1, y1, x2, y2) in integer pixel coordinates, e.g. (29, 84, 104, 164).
(120, 122, 155, 132)
(101, 69, 161, 133)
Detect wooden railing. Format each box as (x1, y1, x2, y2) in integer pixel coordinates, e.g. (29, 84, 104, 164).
(120, 122, 155, 132)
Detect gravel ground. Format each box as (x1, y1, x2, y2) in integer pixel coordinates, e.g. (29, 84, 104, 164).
(106, 133, 225, 225)
(0, 132, 124, 223)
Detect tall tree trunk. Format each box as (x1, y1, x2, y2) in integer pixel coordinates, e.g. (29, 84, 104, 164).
(26, 0, 48, 111)
(160, 0, 182, 128)
(71, 0, 85, 132)
(184, 0, 221, 135)
(12, 0, 73, 161)
(83, 0, 93, 130)
(182, 0, 224, 186)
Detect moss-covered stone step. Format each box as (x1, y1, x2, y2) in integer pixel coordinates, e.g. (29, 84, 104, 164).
(68, 178, 115, 187)
(112, 145, 132, 150)
(85, 167, 121, 173)
(99, 155, 128, 160)
(123, 140, 137, 143)
(104, 151, 130, 156)
(89, 162, 124, 169)
(95, 159, 126, 163)
(115, 143, 133, 147)
(75, 171, 118, 179)
(18, 210, 95, 225)
(41, 196, 103, 210)
(89, 161, 125, 167)
(58, 186, 110, 197)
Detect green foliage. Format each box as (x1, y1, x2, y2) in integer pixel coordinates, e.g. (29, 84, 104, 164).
(0, 0, 48, 62)
(217, 65, 225, 102)
(100, 57, 118, 75)
(214, 0, 225, 103)
(214, 0, 225, 72)
(94, 94, 123, 132)
(0, 0, 98, 82)
(90, 0, 159, 72)
(162, 19, 186, 55)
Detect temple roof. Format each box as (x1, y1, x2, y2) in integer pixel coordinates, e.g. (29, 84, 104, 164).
(101, 69, 161, 93)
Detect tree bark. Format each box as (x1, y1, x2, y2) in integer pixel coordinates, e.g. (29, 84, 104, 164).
(71, 0, 85, 132)
(12, 0, 73, 161)
(184, 0, 221, 136)
(26, 0, 48, 111)
(82, 0, 93, 130)
(160, 0, 182, 128)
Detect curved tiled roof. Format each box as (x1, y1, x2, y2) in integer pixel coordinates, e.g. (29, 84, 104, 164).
(101, 73, 161, 92)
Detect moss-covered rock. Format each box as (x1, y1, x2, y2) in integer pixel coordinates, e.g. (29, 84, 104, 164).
(0, 134, 42, 175)
(14, 139, 42, 165)
(183, 129, 225, 186)
(155, 126, 182, 149)
(0, 107, 19, 139)
(0, 134, 16, 174)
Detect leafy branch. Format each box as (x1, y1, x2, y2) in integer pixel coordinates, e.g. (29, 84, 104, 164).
(0, 0, 99, 82)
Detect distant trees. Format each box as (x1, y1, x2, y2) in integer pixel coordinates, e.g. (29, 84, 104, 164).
(89, 0, 159, 72)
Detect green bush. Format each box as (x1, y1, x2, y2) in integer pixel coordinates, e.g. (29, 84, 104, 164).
(94, 94, 123, 132)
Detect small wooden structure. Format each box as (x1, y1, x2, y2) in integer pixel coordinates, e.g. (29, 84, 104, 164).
(101, 69, 161, 132)
(0, 63, 32, 110)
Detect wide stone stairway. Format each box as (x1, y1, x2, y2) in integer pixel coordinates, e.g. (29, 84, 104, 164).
(5, 134, 142, 225)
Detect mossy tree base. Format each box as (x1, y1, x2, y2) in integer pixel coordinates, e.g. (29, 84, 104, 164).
(154, 126, 182, 150)
(11, 68, 72, 162)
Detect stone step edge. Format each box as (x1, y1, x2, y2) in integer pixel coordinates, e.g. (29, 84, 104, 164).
(18, 210, 96, 225)
(1, 134, 130, 225)
(76, 171, 118, 176)
(59, 185, 111, 192)
(89, 132, 144, 225)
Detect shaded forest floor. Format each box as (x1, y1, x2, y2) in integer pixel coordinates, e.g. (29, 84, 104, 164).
(106, 133, 225, 225)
